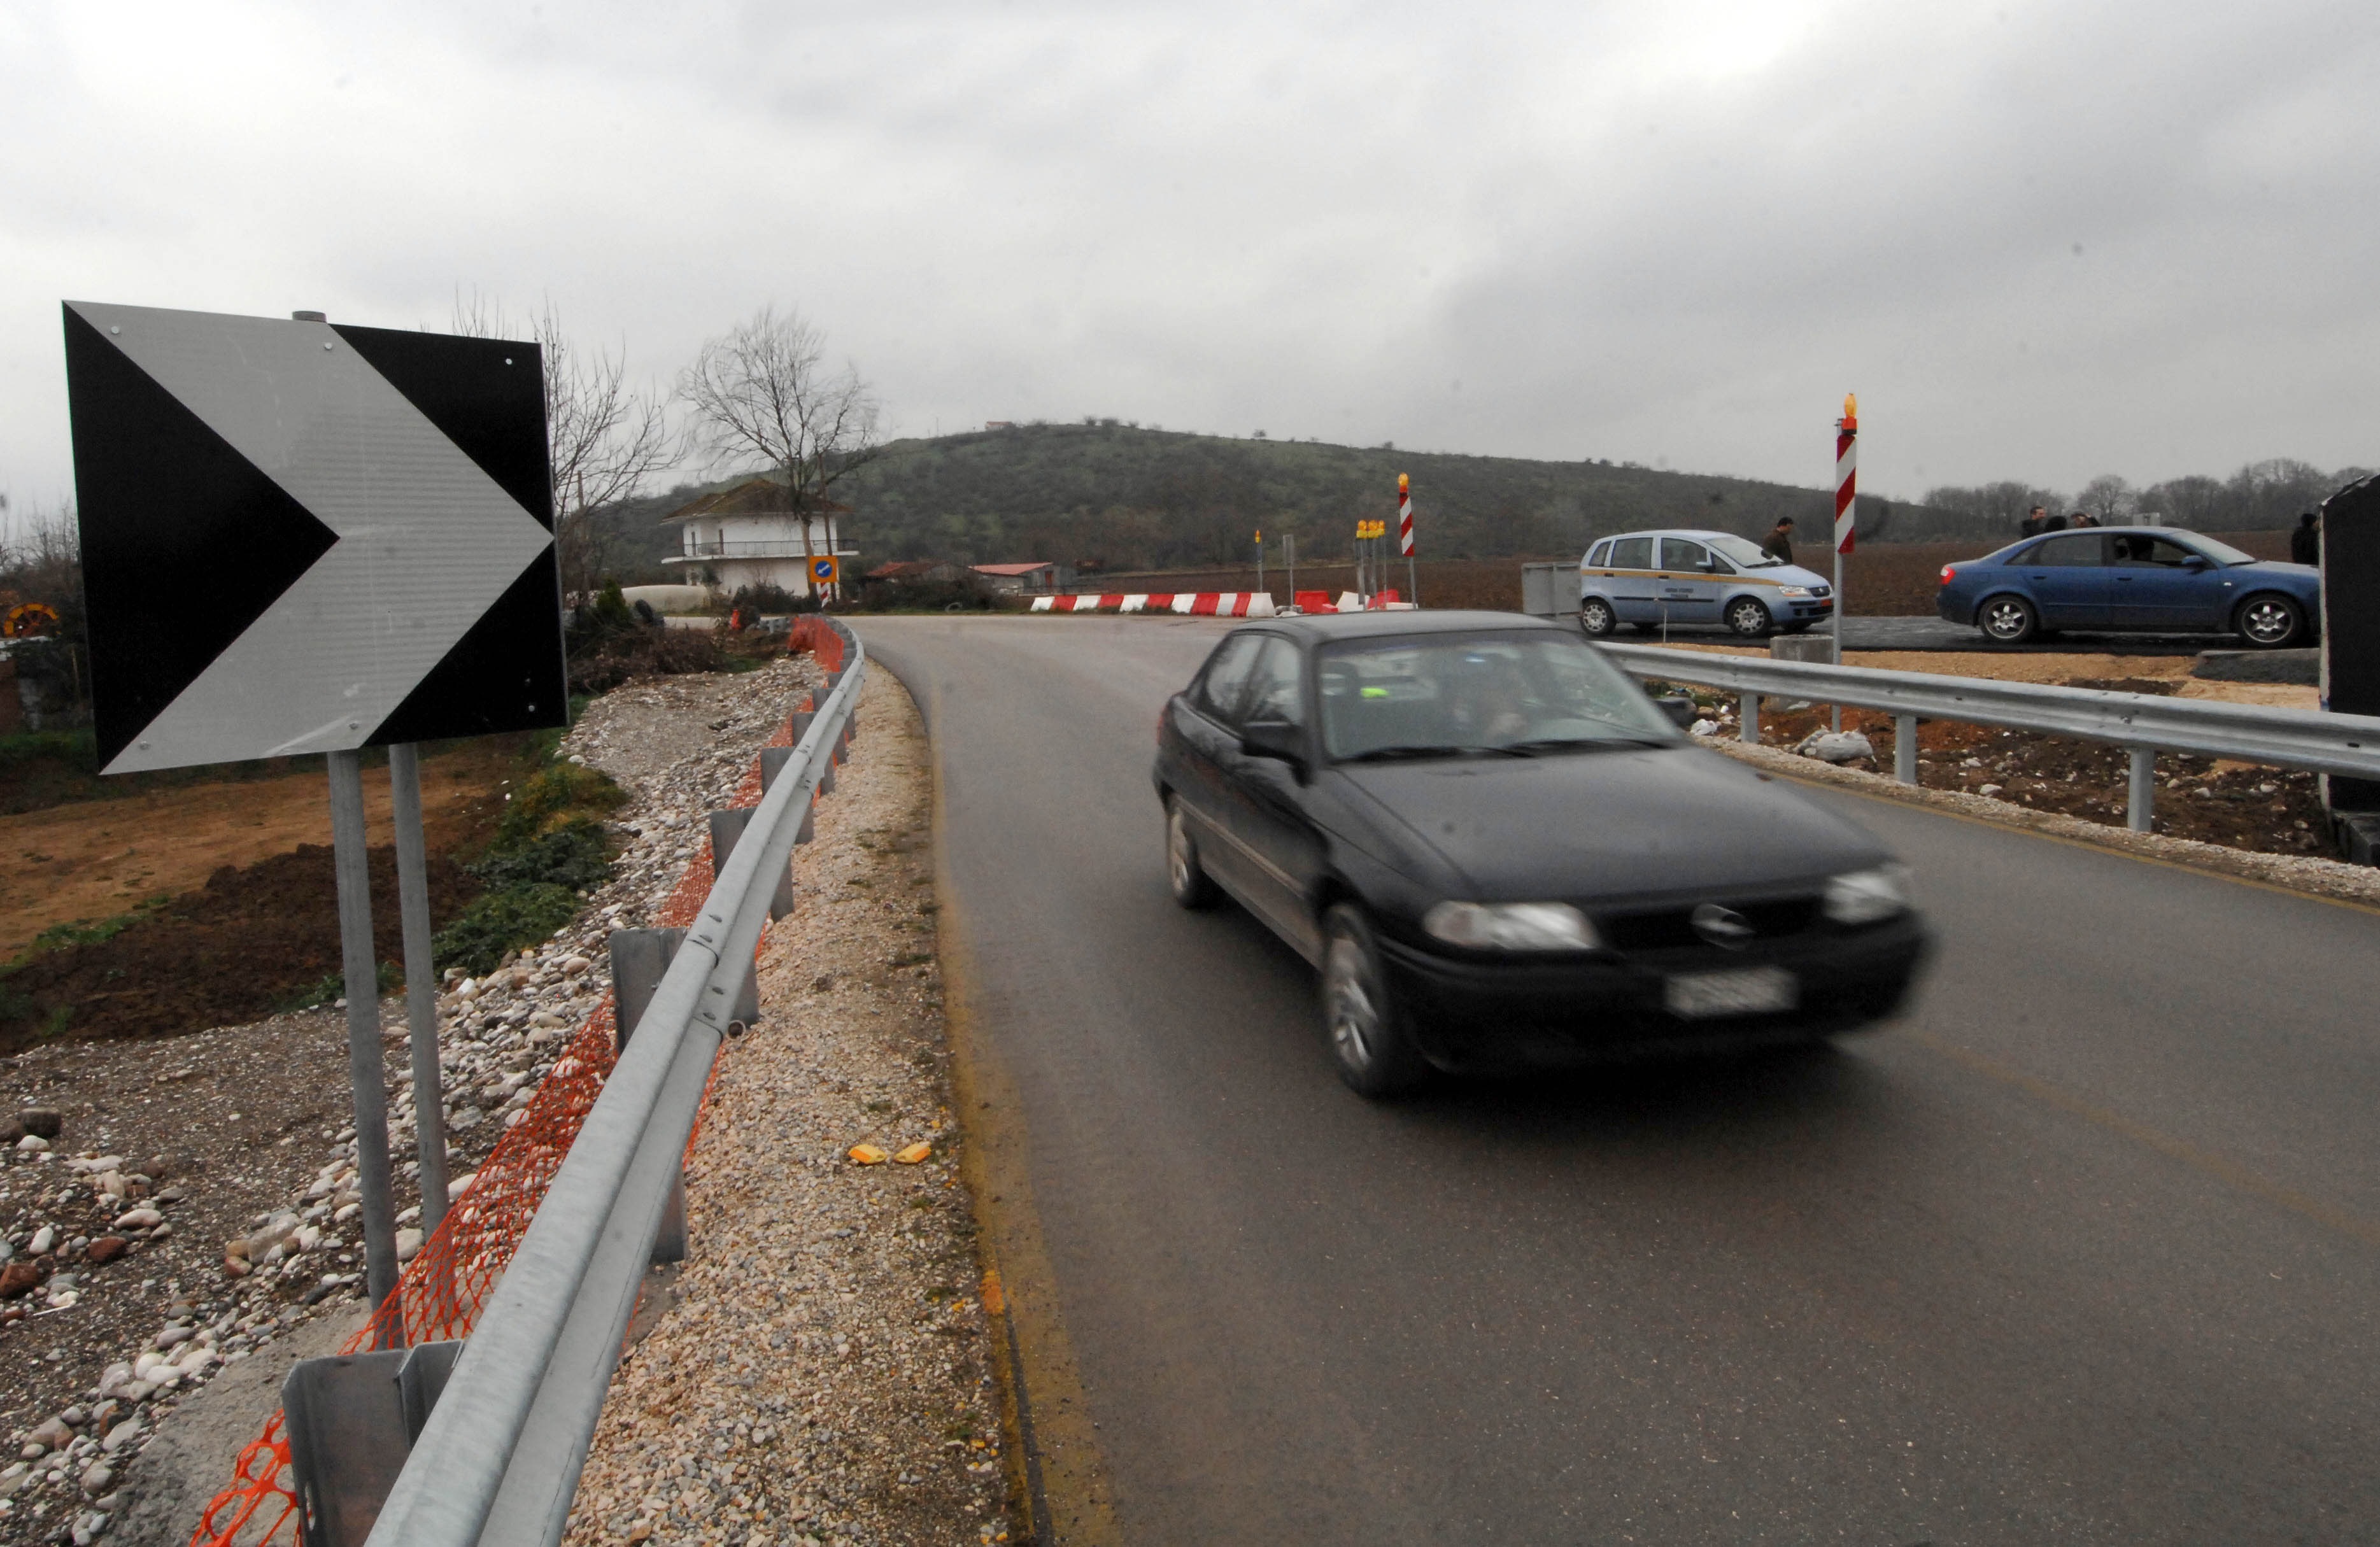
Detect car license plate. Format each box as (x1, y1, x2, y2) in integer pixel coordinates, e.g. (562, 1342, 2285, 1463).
(1664, 966, 1797, 1019)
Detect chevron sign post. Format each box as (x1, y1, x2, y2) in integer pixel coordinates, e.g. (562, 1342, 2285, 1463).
(63, 299, 565, 1327)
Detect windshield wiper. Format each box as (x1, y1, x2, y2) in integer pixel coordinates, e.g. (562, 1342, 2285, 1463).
(1338, 744, 1530, 763)
(1503, 736, 1674, 755)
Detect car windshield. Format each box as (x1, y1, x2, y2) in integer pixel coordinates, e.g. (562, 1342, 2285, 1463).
(1704, 533, 1783, 569)
(1317, 632, 1682, 761)
(2176, 532, 2257, 565)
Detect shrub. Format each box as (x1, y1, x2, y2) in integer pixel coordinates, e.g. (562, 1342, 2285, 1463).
(497, 761, 627, 847)
(730, 581, 803, 616)
(431, 882, 582, 977)
(469, 819, 612, 891)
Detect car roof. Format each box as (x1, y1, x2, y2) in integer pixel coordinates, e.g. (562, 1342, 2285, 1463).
(1590, 528, 1747, 544)
(1250, 609, 1568, 643)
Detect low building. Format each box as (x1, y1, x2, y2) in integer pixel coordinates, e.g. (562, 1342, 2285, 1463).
(972, 561, 1073, 595)
(660, 477, 858, 597)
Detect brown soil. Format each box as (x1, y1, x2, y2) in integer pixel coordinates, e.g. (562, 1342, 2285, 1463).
(1699, 696, 2328, 856)
(0, 739, 519, 961)
(1082, 529, 2295, 618)
(0, 844, 484, 1052)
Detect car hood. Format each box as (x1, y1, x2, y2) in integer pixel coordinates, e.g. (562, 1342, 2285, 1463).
(1333, 745, 1889, 905)
(2230, 559, 2319, 581)
(1757, 562, 1832, 590)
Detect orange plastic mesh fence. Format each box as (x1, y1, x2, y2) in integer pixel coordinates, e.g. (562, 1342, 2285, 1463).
(190, 703, 811, 1546)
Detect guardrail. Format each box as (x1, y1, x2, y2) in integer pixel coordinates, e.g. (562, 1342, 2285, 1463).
(357, 621, 867, 1546)
(1596, 640, 2380, 834)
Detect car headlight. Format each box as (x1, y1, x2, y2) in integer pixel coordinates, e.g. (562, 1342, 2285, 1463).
(1776, 585, 1813, 598)
(1423, 901, 1601, 951)
(1824, 865, 1910, 924)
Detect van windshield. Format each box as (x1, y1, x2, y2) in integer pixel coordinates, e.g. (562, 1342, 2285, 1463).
(1706, 534, 1784, 569)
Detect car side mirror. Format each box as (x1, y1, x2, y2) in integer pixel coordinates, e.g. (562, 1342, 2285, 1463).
(1241, 719, 1307, 768)
(2183, 555, 2211, 570)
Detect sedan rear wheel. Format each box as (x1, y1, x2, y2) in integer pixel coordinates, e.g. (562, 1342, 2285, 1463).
(1579, 597, 1617, 637)
(1165, 798, 1220, 909)
(2235, 593, 2306, 649)
(1321, 904, 1429, 1098)
(1725, 597, 1774, 639)
(1978, 594, 2038, 644)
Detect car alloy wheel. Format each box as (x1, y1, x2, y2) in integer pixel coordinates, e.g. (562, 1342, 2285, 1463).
(1579, 598, 1617, 637)
(1165, 799, 1219, 908)
(1979, 595, 2036, 644)
(1725, 597, 1773, 638)
(1320, 904, 1428, 1097)
(2236, 594, 2304, 648)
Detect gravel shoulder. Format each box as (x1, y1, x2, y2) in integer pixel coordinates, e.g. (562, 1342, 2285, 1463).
(0, 656, 830, 1547)
(563, 668, 1013, 1547)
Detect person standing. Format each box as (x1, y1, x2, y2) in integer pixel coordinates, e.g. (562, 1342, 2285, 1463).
(1761, 517, 1796, 565)
(2020, 505, 2048, 538)
(2292, 510, 2321, 566)
(2071, 511, 2099, 528)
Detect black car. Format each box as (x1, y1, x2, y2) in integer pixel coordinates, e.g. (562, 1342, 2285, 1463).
(1152, 611, 1931, 1096)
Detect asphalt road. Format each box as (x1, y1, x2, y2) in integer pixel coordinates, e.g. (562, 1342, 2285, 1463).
(859, 615, 2380, 1546)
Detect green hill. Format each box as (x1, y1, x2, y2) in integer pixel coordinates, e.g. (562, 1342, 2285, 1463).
(595, 423, 1974, 579)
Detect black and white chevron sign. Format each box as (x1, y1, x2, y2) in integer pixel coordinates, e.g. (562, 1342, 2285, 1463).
(62, 301, 567, 774)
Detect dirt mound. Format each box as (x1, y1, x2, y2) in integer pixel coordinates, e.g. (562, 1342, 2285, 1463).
(0, 843, 481, 1052)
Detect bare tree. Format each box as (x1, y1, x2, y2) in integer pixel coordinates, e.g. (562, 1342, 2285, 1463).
(2076, 474, 2138, 523)
(676, 306, 882, 597)
(453, 293, 679, 598)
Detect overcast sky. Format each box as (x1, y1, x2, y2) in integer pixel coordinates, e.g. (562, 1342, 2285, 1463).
(5, 0, 2376, 516)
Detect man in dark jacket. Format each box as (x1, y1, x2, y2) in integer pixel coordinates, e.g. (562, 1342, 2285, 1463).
(2019, 505, 2048, 538)
(2292, 511, 2321, 567)
(1761, 518, 1796, 565)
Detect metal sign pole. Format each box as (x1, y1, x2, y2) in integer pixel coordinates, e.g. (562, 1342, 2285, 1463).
(388, 744, 450, 1236)
(1286, 532, 1296, 602)
(1256, 530, 1265, 598)
(327, 749, 403, 1339)
(1833, 393, 1859, 734)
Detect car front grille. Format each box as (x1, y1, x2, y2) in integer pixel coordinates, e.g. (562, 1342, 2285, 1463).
(1597, 896, 1822, 953)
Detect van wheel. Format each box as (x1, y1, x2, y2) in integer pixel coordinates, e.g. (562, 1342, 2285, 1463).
(1725, 597, 1774, 638)
(1579, 598, 1617, 637)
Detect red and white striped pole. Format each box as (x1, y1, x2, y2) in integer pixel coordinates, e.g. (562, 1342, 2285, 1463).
(1832, 392, 1858, 729)
(1398, 472, 1416, 604)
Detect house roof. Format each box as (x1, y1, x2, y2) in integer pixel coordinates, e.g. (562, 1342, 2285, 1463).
(972, 562, 1059, 576)
(661, 477, 854, 523)
(866, 560, 956, 581)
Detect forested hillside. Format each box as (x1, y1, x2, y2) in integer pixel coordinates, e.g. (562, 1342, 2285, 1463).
(589, 424, 1968, 578)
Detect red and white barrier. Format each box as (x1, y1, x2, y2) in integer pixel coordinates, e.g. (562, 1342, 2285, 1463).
(1030, 592, 1279, 617)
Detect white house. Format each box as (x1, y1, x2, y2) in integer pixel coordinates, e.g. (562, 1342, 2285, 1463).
(660, 477, 859, 597)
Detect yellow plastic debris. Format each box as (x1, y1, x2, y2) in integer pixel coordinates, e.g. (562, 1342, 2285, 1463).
(893, 1142, 933, 1164)
(848, 1143, 888, 1165)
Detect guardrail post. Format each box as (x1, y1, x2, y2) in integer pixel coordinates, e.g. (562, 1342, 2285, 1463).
(281, 1339, 463, 1547)
(710, 807, 795, 922)
(2127, 747, 2156, 832)
(1738, 691, 1759, 744)
(608, 929, 692, 1264)
(788, 709, 816, 748)
(1895, 714, 1918, 784)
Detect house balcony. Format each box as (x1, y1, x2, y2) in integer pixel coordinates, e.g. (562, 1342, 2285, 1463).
(665, 541, 861, 563)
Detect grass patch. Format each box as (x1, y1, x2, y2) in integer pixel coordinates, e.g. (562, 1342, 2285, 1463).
(434, 744, 630, 976)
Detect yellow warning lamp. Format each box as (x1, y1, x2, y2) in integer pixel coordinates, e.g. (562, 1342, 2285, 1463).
(1839, 392, 1858, 433)
(1398, 473, 1409, 496)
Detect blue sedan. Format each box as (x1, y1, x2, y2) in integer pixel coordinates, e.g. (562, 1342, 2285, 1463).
(1935, 527, 2320, 647)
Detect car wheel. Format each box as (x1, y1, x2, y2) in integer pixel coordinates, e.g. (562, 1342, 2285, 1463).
(1578, 597, 1617, 637)
(1320, 904, 1429, 1098)
(1165, 798, 1221, 909)
(1725, 597, 1774, 639)
(1977, 594, 2038, 644)
(2235, 593, 2306, 649)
